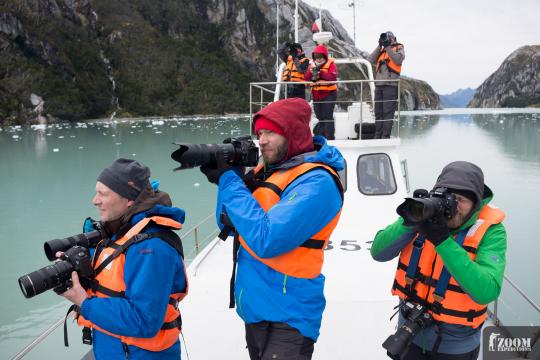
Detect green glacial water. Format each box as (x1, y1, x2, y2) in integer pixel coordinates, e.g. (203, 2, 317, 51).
(0, 109, 539, 359)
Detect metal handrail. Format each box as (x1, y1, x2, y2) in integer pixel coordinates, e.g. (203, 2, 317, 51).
(11, 311, 76, 360)
(492, 274, 540, 326)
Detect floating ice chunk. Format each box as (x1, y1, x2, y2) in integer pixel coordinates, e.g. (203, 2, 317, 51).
(152, 120, 164, 126)
(78, 146, 84, 150)
(193, 183, 200, 187)
(499, 120, 504, 124)
(12, 134, 19, 139)
(132, 153, 136, 156)
(58, 136, 64, 139)
(31, 124, 47, 130)
(154, 131, 162, 134)
(115, 142, 122, 145)
(70, 135, 76, 138)
(53, 148, 60, 152)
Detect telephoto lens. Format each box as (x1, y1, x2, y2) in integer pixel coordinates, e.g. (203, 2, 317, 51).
(44, 229, 104, 261)
(18, 246, 93, 298)
(18, 259, 75, 298)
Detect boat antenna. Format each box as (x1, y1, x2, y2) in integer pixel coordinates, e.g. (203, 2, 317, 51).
(294, 0, 299, 42)
(276, 0, 280, 75)
(319, 4, 322, 31)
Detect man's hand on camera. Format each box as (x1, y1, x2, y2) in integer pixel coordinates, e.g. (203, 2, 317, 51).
(419, 215, 450, 246)
(60, 271, 88, 306)
(200, 152, 235, 185)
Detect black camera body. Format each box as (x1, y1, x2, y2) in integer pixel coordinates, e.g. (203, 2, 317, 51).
(19, 246, 94, 298)
(397, 187, 458, 225)
(379, 32, 392, 48)
(383, 301, 434, 357)
(171, 135, 259, 171)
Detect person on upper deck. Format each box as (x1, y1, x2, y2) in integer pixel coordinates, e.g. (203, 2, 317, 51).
(371, 161, 507, 360)
(369, 31, 405, 139)
(305, 44, 338, 140)
(59, 159, 188, 360)
(200, 98, 344, 360)
(278, 41, 310, 99)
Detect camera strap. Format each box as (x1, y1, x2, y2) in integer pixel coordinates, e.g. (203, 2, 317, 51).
(432, 229, 468, 304)
(405, 235, 426, 293)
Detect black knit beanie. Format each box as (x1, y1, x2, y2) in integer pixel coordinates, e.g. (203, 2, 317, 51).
(97, 158, 150, 200)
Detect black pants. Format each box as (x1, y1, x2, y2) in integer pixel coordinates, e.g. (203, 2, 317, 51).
(374, 85, 398, 138)
(284, 84, 306, 99)
(313, 91, 337, 140)
(245, 321, 315, 360)
(389, 343, 480, 360)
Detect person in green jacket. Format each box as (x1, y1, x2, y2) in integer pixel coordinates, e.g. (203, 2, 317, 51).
(371, 161, 507, 360)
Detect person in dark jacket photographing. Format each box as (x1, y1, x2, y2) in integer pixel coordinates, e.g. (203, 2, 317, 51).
(369, 31, 405, 139)
(278, 41, 310, 99)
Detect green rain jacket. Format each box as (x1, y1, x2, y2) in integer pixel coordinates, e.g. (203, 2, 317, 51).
(371, 193, 507, 354)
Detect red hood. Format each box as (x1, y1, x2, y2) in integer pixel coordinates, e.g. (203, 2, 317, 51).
(253, 98, 314, 161)
(312, 44, 329, 60)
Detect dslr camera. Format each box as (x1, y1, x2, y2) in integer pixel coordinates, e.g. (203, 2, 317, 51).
(171, 135, 259, 171)
(379, 32, 392, 48)
(396, 187, 458, 225)
(382, 301, 434, 357)
(18, 222, 106, 298)
(19, 246, 94, 298)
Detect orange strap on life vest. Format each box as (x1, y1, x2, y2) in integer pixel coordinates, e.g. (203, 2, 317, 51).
(77, 216, 188, 352)
(310, 58, 338, 91)
(282, 56, 308, 82)
(238, 162, 343, 278)
(376, 44, 403, 75)
(391, 204, 505, 328)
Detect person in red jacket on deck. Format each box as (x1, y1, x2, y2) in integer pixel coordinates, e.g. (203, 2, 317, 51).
(305, 44, 338, 140)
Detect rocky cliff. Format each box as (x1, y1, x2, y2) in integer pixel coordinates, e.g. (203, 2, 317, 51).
(0, 0, 439, 124)
(468, 45, 540, 108)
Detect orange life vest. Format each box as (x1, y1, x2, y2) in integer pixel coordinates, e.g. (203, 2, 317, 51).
(376, 44, 403, 75)
(391, 204, 505, 328)
(77, 216, 188, 351)
(282, 56, 309, 82)
(238, 162, 343, 278)
(310, 58, 338, 92)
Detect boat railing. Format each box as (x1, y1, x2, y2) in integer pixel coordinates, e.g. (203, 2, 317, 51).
(491, 274, 540, 327)
(12, 214, 539, 359)
(250, 78, 401, 140)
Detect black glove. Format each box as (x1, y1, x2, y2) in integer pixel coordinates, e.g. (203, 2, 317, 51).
(200, 151, 235, 185)
(378, 33, 386, 47)
(418, 214, 450, 246)
(311, 66, 320, 81)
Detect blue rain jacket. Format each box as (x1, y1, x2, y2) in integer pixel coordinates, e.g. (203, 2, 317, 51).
(215, 136, 344, 341)
(80, 204, 187, 359)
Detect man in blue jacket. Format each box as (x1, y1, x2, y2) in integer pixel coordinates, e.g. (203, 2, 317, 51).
(60, 159, 187, 359)
(201, 98, 344, 360)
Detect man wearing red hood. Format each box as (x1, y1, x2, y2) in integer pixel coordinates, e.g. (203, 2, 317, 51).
(201, 98, 345, 359)
(305, 44, 338, 140)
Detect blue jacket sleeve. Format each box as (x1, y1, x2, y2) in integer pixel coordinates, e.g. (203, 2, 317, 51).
(215, 168, 342, 258)
(80, 236, 185, 337)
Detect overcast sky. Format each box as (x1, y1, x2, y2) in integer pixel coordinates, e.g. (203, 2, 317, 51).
(302, 0, 540, 94)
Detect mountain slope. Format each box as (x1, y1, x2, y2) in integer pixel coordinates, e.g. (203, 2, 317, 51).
(440, 88, 475, 108)
(468, 45, 540, 108)
(0, 0, 440, 124)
